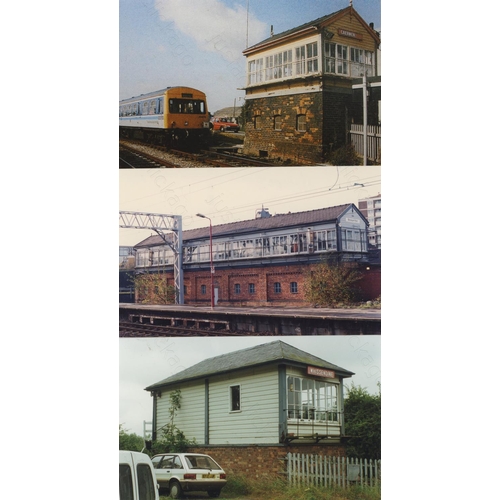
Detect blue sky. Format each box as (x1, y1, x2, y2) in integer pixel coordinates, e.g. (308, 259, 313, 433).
(120, 0, 381, 112)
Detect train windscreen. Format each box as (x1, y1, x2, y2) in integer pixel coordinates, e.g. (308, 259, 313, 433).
(169, 99, 206, 114)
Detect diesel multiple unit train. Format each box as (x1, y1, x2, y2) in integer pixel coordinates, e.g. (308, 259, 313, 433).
(119, 86, 212, 149)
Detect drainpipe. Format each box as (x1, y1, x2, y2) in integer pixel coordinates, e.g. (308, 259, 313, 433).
(205, 379, 210, 445)
(152, 392, 158, 441)
(363, 74, 368, 166)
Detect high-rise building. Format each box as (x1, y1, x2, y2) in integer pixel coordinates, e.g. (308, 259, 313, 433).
(358, 194, 381, 249)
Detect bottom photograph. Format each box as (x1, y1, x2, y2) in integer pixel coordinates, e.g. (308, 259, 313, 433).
(119, 336, 381, 500)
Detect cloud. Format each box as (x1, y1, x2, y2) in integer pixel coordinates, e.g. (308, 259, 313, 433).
(154, 0, 268, 62)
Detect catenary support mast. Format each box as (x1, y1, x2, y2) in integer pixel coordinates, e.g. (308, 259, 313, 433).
(119, 211, 184, 304)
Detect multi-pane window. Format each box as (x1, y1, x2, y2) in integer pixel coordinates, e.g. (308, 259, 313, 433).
(290, 282, 298, 293)
(274, 115, 282, 130)
(287, 376, 338, 422)
(307, 42, 319, 73)
(271, 235, 288, 254)
(350, 48, 374, 77)
(256, 237, 270, 256)
(230, 385, 241, 411)
(324, 42, 336, 73)
(248, 58, 264, 85)
(234, 283, 241, 294)
(295, 42, 318, 75)
(249, 283, 255, 294)
(336, 44, 349, 75)
(201, 285, 207, 295)
(296, 114, 306, 132)
(341, 228, 367, 251)
(265, 50, 292, 80)
(274, 282, 282, 293)
(316, 230, 336, 251)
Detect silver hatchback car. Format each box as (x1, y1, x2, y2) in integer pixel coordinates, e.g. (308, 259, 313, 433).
(151, 453, 227, 498)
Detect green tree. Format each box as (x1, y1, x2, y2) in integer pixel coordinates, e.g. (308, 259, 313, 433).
(151, 389, 196, 454)
(119, 424, 145, 452)
(304, 261, 362, 307)
(344, 384, 381, 459)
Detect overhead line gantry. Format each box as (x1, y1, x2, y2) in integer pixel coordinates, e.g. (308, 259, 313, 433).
(119, 211, 184, 304)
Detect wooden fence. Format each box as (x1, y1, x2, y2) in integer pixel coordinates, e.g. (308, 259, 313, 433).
(350, 124, 381, 163)
(286, 453, 380, 488)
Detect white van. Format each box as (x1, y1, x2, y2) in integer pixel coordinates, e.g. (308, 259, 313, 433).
(119, 450, 160, 500)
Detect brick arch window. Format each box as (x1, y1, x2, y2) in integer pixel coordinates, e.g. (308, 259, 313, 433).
(274, 115, 282, 130)
(296, 114, 306, 132)
(254, 115, 262, 129)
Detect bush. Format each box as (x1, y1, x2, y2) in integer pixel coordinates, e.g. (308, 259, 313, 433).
(327, 144, 362, 166)
(304, 262, 363, 307)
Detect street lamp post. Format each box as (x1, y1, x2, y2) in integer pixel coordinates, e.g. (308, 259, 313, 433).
(196, 213, 214, 309)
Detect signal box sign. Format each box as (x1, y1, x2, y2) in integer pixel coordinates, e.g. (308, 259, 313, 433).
(338, 28, 363, 40)
(307, 366, 335, 379)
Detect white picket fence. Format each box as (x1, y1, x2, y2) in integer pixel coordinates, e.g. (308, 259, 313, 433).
(286, 453, 380, 488)
(350, 124, 381, 162)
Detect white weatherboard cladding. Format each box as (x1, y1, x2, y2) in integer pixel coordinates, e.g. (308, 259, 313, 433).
(208, 367, 280, 445)
(155, 382, 205, 443)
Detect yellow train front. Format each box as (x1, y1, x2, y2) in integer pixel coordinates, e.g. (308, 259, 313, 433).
(119, 86, 211, 150)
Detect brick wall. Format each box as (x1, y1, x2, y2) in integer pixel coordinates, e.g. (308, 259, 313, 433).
(187, 443, 346, 479)
(136, 263, 380, 306)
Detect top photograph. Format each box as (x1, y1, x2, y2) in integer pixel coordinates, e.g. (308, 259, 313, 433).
(119, 0, 381, 167)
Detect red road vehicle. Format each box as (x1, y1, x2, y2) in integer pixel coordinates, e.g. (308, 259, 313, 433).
(210, 117, 240, 132)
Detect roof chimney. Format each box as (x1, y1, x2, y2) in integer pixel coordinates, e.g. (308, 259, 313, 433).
(256, 206, 272, 219)
(270, 25, 274, 36)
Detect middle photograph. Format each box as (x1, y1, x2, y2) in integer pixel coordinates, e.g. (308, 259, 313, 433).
(119, 166, 381, 337)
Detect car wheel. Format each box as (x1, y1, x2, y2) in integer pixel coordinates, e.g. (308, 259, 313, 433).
(169, 480, 183, 499)
(208, 490, 221, 498)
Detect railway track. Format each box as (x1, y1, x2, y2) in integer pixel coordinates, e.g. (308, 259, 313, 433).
(119, 320, 274, 337)
(119, 140, 284, 168)
(119, 144, 182, 168)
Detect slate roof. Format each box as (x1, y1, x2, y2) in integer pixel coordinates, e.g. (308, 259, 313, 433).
(243, 6, 380, 55)
(245, 9, 345, 52)
(135, 203, 363, 248)
(145, 340, 354, 391)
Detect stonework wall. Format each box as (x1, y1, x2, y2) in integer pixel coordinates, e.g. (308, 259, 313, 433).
(243, 93, 324, 164)
(187, 443, 347, 479)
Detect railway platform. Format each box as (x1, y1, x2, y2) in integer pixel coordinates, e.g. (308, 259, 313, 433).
(119, 303, 381, 336)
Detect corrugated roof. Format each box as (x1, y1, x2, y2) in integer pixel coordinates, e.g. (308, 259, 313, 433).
(145, 340, 354, 391)
(135, 204, 356, 248)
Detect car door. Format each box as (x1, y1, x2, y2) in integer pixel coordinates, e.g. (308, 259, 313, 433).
(154, 455, 176, 487)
